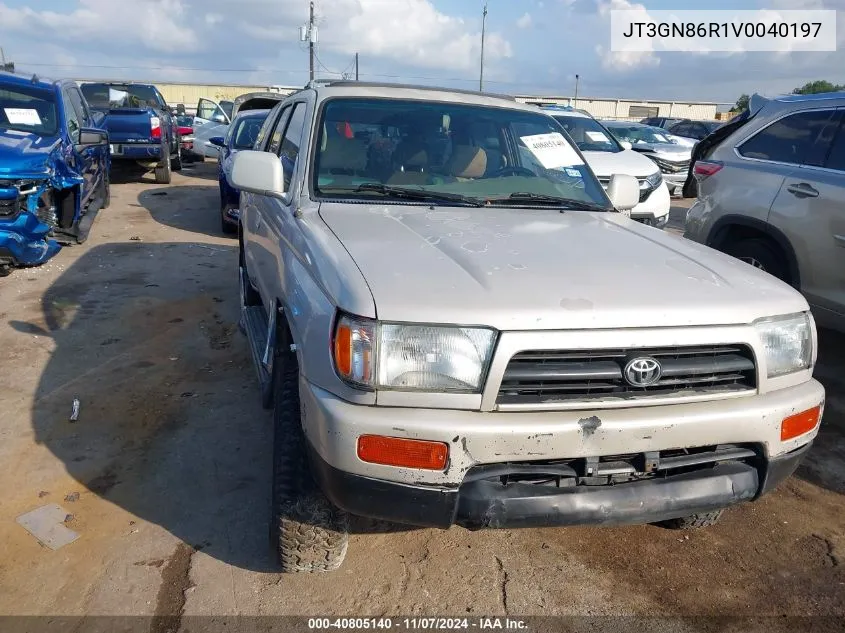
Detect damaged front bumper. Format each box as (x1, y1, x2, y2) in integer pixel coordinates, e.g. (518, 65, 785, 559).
(0, 174, 76, 269)
(0, 212, 62, 269)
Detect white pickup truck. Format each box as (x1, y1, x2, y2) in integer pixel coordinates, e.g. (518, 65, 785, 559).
(230, 81, 825, 573)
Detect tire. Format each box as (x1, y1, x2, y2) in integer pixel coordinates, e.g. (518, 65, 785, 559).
(172, 150, 183, 172)
(657, 510, 724, 530)
(221, 201, 237, 235)
(100, 170, 111, 209)
(722, 237, 788, 282)
(154, 151, 172, 185)
(270, 341, 349, 573)
(239, 239, 262, 308)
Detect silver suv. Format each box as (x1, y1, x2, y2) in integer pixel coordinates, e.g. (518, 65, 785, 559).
(684, 92, 845, 333)
(231, 81, 824, 573)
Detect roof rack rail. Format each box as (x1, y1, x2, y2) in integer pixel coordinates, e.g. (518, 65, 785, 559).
(305, 78, 334, 89)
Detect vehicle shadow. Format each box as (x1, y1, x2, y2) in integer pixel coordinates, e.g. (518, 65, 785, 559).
(18, 242, 413, 573)
(138, 184, 228, 239)
(796, 327, 845, 495)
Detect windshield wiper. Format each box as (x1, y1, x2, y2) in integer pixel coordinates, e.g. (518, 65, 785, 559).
(322, 183, 484, 207)
(485, 192, 610, 212)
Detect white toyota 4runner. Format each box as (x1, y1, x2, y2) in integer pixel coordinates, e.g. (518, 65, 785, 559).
(231, 81, 825, 573)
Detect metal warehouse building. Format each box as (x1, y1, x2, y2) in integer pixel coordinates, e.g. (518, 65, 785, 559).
(83, 80, 727, 121)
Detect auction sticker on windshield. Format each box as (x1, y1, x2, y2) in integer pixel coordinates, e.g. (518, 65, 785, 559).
(520, 133, 584, 169)
(585, 131, 610, 142)
(4, 108, 42, 126)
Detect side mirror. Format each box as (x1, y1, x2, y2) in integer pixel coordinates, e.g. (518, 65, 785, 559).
(231, 150, 285, 197)
(620, 140, 633, 151)
(209, 136, 225, 148)
(211, 113, 227, 124)
(77, 128, 108, 147)
(606, 174, 640, 211)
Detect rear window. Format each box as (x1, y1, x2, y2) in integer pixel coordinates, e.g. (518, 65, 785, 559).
(0, 85, 58, 136)
(81, 83, 161, 109)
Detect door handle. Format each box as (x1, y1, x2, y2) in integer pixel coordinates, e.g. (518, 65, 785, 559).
(787, 182, 819, 198)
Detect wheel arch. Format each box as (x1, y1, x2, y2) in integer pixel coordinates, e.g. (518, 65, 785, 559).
(706, 215, 801, 289)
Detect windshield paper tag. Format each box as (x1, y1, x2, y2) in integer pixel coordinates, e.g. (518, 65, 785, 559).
(4, 108, 42, 126)
(564, 168, 582, 177)
(520, 133, 584, 169)
(585, 131, 609, 142)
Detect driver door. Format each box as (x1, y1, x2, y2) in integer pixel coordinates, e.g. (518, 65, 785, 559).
(194, 98, 231, 158)
(194, 98, 229, 127)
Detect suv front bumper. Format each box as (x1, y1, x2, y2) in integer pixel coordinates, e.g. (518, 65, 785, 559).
(301, 377, 823, 528)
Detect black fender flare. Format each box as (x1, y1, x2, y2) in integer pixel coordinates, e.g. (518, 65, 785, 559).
(706, 214, 801, 289)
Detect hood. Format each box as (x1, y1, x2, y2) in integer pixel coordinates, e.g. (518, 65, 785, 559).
(631, 141, 691, 157)
(0, 129, 61, 178)
(320, 204, 807, 331)
(581, 149, 660, 178)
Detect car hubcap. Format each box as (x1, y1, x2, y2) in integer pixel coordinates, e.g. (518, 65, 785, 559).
(741, 256, 766, 271)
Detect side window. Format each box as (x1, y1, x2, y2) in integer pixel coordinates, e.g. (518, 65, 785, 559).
(254, 103, 281, 149)
(738, 109, 835, 165)
(62, 90, 81, 140)
(823, 119, 845, 172)
(224, 120, 237, 147)
(154, 88, 167, 109)
(197, 99, 219, 120)
(278, 103, 307, 193)
(68, 88, 90, 126)
(266, 106, 292, 155)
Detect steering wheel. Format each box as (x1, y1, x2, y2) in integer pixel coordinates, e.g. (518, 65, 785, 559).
(488, 166, 537, 178)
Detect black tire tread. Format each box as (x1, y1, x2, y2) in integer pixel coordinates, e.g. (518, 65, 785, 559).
(723, 237, 787, 282)
(658, 510, 724, 530)
(271, 353, 348, 573)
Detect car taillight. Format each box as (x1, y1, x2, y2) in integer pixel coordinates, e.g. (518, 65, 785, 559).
(693, 160, 723, 178)
(150, 116, 161, 139)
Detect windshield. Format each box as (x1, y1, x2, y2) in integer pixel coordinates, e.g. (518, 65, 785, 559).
(0, 85, 58, 136)
(314, 98, 609, 209)
(232, 116, 266, 150)
(551, 114, 621, 153)
(81, 83, 161, 109)
(604, 123, 675, 146)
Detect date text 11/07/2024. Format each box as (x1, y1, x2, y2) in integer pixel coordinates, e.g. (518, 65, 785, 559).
(307, 618, 529, 631)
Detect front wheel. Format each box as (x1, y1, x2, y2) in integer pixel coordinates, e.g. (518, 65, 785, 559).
(270, 342, 348, 573)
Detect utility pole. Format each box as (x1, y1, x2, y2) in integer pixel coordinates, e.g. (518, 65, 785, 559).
(309, 1, 315, 82)
(479, 2, 488, 92)
(574, 74, 580, 108)
(355, 52, 359, 81)
(0, 47, 14, 73)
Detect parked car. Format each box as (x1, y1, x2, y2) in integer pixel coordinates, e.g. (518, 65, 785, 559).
(193, 93, 284, 158)
(640, 116, 684, 129)
(175, 114, 203, 163)
(1, 71, 110, 275)
(80, 82, 181, 184)
(544, 106, 670, 227)
(667, 119, 722, 143)
(227, 80, 824, 573)
(602, 121, 693, 196)
(683, 91, 845, 333)
(208, 109, 270, 234)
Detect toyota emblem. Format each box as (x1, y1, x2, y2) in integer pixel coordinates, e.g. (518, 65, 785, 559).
(624, 357, 662, 387)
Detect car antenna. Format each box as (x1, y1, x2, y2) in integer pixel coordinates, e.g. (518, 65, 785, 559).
(31, 73, 39, 83)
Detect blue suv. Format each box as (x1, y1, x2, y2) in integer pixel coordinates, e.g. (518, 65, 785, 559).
(0, 71, 110, 275)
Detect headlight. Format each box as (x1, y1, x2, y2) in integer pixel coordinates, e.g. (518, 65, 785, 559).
(645, 171, 663, 188)
(333, 314, 497, 393)
(754, 312, 814, 378)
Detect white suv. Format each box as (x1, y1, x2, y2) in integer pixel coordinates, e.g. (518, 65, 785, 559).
(546, 107, 670, 227)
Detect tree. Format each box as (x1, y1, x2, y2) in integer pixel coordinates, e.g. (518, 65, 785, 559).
(730, 94, 750, 112)
(792, 80, 844, 95)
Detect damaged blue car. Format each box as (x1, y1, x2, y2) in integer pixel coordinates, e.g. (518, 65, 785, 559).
(1, 71, 110, 275)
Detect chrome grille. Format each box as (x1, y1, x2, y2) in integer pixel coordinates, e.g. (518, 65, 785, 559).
(653, 157, 691, 174)
(497, 345, 757, 406)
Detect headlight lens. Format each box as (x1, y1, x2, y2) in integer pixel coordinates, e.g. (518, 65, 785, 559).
(754, 312, 813, 378)
(333, 314, 496, 392)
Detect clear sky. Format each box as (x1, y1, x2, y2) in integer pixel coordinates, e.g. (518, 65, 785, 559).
(1, 0, 842, 106)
